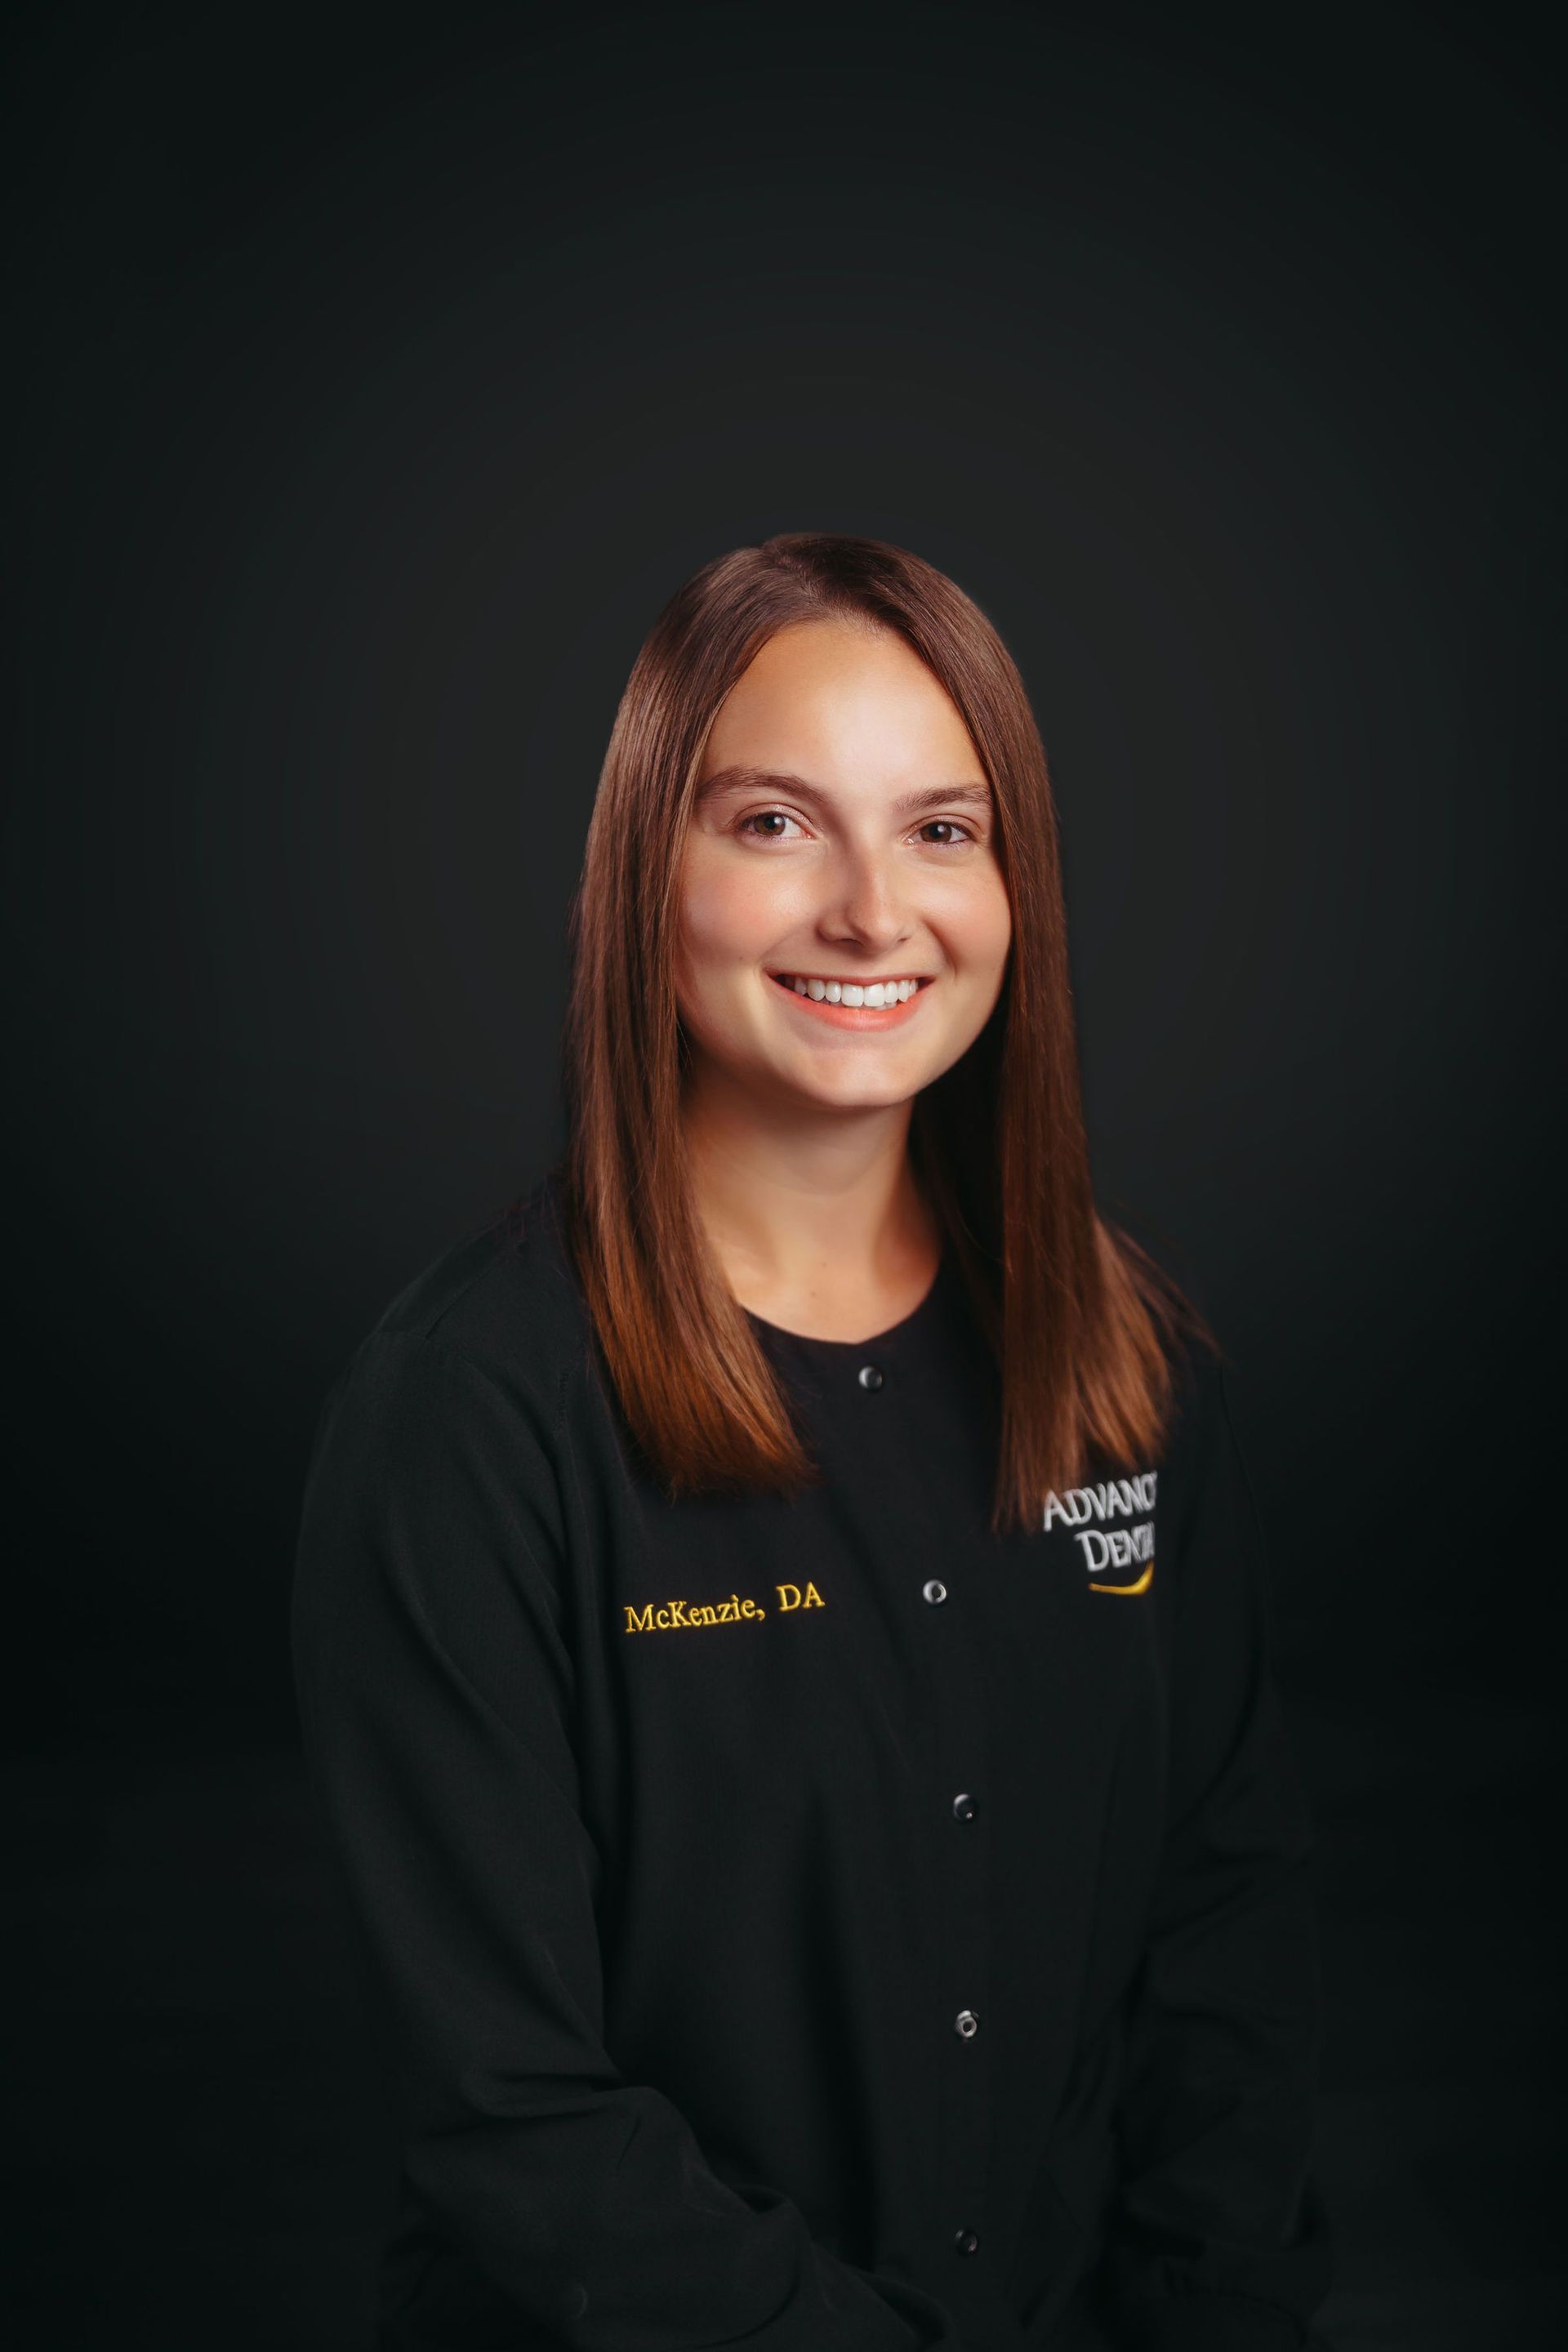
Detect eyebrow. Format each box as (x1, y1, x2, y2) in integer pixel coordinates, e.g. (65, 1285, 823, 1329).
(694, 765, 993, 819)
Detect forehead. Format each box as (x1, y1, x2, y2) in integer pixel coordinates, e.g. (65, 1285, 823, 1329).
(700, 620, 982, 786)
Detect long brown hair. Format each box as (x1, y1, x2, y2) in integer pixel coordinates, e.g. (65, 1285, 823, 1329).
(556, 532, 1215, 1535)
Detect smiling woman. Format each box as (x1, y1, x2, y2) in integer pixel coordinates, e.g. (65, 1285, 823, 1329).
(561, 537, 1202, 1498)
(292, 531, 1334, 2352)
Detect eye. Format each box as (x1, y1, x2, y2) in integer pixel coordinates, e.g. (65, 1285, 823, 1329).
(735, 809, 805, 842)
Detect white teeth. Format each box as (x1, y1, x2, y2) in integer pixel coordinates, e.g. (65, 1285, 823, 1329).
(780, 975, 921, 1007)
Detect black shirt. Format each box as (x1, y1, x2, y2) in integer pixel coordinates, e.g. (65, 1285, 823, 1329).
(291, 1167, 1332, 2351)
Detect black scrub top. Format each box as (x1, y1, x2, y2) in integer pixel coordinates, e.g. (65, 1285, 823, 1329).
(290, 1165, 1332, 2352)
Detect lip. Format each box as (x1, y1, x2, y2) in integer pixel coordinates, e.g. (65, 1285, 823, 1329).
(765, 971, 935, 1031)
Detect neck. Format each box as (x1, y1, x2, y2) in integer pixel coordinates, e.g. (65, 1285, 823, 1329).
(680, 1079, 939, 1310)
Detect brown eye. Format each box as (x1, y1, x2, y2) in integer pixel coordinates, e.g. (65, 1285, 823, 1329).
(735, 810, 802, 841)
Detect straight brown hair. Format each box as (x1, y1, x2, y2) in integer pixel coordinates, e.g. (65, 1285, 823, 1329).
(555, 532, 1216, 1535)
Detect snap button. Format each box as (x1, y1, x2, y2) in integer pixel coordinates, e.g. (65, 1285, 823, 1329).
(952, 1792, 976, 1821)
(954, 2226, 980, 2255)
(858, 1363, 884, 1390)
(922, 1579, 947, 1605)
(955, 2009, 978, 2038)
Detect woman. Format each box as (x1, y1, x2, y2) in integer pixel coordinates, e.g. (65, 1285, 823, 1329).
(292, 532, 1334, 2350)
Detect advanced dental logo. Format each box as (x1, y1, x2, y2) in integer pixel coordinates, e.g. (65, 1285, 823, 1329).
(1043, 1471, 1158, 1593)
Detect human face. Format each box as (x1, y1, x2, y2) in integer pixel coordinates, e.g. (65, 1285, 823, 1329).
(675, 619, 1013, 1116)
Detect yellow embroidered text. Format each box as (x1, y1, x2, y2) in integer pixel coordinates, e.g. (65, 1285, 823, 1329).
(624, 1595, 763, 1633)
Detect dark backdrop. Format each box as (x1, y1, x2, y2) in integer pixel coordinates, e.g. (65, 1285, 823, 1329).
(4, 3, 1561, 2345)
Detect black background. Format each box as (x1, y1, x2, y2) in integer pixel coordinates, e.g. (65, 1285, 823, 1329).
(4, 2, 1562, 2345)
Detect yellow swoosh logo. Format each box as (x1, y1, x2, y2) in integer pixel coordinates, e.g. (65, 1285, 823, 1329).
(1089, 1559, 1153, 1596)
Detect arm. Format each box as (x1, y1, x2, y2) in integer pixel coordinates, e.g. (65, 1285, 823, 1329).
(1100, 1356, 1334, 2352)
(291, 1330, 961, 2350)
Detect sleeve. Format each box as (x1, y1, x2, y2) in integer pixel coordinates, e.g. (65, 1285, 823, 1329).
(290, 1330, 963, 2351)
(1099, 1355, 1334, 2352)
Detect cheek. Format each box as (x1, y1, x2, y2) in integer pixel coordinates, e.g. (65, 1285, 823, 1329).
(678, 851, 791, 969)
(945, 867, 1013, 973)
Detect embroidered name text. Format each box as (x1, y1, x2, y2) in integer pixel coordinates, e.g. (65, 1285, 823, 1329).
(622, 1582, 826, 1634)
(624, 1594, 763, 1633)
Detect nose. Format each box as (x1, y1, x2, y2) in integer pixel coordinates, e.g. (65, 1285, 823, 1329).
(819, 840, 912, 951)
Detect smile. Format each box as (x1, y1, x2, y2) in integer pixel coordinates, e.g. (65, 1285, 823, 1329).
(766, 971, 934, 1029)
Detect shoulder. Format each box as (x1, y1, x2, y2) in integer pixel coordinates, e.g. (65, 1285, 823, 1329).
(305, 1165, 590, 1463)
(1098, 1211, 1232, 1477)
(1101, 1307, 1242, 1561)
(359, 1165, 583, 1392)
(299, 1168, 590, 1524)
(293, 1174, 584, 1650)
(1148, 1319, 1277, 1597)
(1162, 1322, 1228, 1451)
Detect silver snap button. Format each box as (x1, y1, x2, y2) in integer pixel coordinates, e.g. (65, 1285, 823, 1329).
(858, 1363, 884, 1390)
(954, 2226, 980, 2255)
(952, 1792, 975, 1820)
(922, 1579, 947, 1605)
(955, 2009, 979, 2038)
